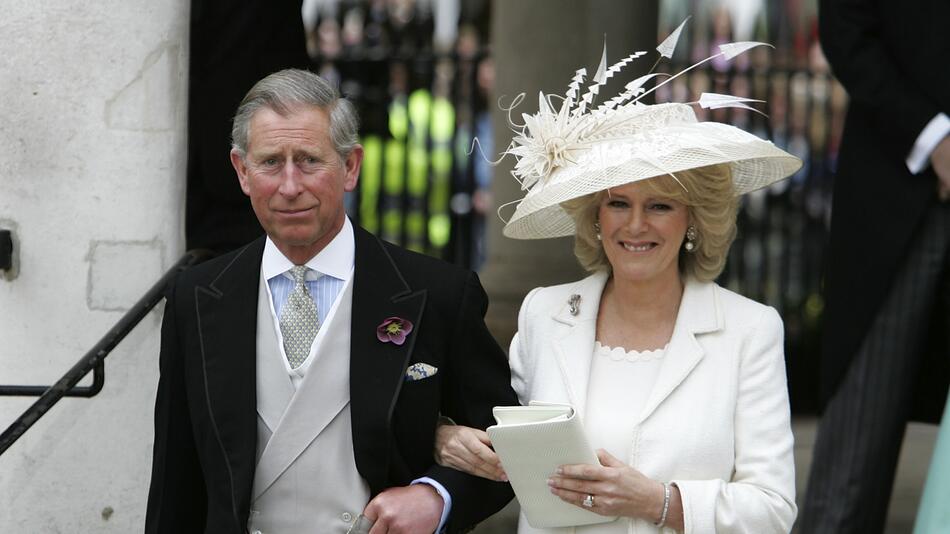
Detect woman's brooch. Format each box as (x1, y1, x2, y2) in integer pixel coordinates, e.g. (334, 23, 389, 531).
(568, 294, 581, 316)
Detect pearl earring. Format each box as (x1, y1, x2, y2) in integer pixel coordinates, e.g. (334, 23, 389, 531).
(684, 225, 698, 252)
(594, 221, 601, 241)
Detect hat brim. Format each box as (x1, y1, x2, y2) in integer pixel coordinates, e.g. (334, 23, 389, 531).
(502, 122, 802, 240)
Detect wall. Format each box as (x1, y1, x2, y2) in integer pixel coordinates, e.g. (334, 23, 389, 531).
(482, 0, 658, 346)
(0, 1, 189, 531)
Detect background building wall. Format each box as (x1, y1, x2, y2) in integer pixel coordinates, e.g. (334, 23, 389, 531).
(481, 0, 659, 347)
(0, 1, 189, 531)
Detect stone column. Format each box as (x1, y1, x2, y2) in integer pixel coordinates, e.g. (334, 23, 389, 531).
(0, 1, 189, 531)
(481, 0, 658, 346)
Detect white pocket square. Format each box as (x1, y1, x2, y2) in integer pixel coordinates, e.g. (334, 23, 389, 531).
(405, 362, 438, 382)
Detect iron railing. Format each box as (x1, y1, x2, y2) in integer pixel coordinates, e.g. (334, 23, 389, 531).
(0, 249, 213, 456)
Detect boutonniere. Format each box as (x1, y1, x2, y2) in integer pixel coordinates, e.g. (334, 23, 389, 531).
(376, 316, 414, 346)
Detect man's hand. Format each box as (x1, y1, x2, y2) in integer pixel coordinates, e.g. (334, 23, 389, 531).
(363, 484, 443, 534)
(933, 136, 950, 200)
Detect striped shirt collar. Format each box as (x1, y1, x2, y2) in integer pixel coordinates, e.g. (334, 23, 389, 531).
(261, 216, 355, 282)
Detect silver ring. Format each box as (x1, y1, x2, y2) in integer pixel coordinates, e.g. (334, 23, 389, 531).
(582, 494, 594, 508)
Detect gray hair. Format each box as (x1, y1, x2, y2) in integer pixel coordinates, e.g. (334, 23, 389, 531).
(230, 69, 359, 160)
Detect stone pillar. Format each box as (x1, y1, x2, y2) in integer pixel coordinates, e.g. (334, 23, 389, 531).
(481, 0, 658, 346)
(0, 1, 189, 531)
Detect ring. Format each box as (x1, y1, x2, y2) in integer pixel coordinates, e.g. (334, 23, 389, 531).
(582, 494, 594, 508)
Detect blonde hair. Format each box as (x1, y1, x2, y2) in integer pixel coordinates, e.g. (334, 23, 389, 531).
(561, 164, 738, 282)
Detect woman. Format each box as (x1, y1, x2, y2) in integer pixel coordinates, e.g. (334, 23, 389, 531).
(435, 43, 802, 533)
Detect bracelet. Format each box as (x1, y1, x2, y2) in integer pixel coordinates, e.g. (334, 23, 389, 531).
(654, 482, 671, 528)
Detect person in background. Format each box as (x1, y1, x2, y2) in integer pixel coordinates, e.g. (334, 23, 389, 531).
(913, 390, 950, 532)
(800, 1, 950, 532)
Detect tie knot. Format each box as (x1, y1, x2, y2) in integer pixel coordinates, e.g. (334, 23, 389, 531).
(290, 265, 309, 285)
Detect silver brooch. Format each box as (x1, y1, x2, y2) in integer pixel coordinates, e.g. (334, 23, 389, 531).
(568, 294, 581, 316)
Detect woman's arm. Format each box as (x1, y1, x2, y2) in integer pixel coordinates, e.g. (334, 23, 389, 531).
(673, 307, 796, 533)
(433, 286, 543, 482)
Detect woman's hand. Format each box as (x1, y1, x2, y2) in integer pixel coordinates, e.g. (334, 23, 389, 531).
(548, 449, 679, 527)
(433, 424, 507, 482)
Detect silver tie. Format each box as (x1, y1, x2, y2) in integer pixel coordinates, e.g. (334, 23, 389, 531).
(279, 265, 319, 368)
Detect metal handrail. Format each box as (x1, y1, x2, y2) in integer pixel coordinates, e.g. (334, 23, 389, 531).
(0, 363, 105, 398)
(0, 249, 214, 456)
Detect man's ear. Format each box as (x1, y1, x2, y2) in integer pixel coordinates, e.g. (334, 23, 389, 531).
(342, 145, 363, 192)
(231, 149, 251, 195)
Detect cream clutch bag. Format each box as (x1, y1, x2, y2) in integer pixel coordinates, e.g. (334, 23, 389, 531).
(487, 401, 616, 528)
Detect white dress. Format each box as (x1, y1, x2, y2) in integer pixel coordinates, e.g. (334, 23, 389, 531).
(571, 341, 667, 533)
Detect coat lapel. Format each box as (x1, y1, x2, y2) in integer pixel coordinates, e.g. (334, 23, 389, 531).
(193, 238, 264, 517)
(349, 228, 426, 495)
(636, 279, 722, 424)
(550, 271, 609, 420)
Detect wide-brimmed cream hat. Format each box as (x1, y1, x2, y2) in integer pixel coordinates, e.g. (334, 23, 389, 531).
(500, 27, 803, 240)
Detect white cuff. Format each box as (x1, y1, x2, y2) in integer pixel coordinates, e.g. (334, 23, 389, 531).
(906, 113, 950, 174)
(410, 477, 452, 533)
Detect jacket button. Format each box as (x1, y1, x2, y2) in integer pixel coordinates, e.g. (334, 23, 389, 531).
(341, 512, 353, 522)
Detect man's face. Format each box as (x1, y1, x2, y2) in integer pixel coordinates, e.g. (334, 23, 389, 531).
(231, 105, 361, 263)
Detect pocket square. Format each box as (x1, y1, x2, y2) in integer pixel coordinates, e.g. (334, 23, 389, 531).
(405, 362, 438, 382)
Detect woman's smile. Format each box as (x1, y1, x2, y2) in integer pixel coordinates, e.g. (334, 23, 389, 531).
(619, 240, 658, 253)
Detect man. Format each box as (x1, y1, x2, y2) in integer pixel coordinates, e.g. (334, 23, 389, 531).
(145, 69, 517, 533)
(800, 0, 950, 532)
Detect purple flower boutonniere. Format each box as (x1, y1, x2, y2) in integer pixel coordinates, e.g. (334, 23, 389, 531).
(377, 316, 414, 346)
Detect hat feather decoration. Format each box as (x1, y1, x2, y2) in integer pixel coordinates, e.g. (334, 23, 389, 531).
(499, 18, 775, 192)
(496, 18, 803, 239)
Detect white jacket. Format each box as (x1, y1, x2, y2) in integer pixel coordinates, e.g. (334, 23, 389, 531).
(508, 271, 796, 534)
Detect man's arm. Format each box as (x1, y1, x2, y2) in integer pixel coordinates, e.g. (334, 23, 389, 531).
(427, 271, 518, 531)
(819, 0, 942, 157)
(907, 114, 950, 175)
(361, 271, 516, 533)
(145, 278, 207, 532)
(933, 135, 950, 198)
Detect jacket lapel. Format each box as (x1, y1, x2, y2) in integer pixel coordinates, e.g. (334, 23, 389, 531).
(636, 279, 722, 424)
(193, 238, 263, 517)
(349, 228, 426, 495)
(550, 271, 609, 420)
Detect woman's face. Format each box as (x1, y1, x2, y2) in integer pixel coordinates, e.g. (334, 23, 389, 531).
(597, 180, 689, 286)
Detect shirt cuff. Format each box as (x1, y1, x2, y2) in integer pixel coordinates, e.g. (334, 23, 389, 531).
(411, 477, 452, 533)
(907, 113, 950, 174)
